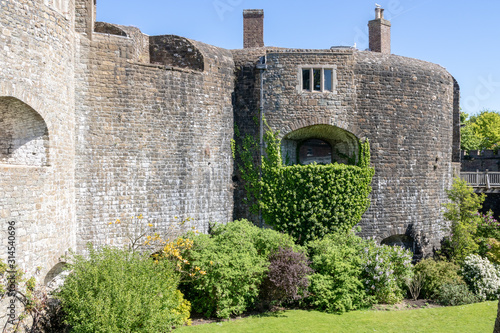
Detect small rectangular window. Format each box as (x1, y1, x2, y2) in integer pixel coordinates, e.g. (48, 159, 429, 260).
(313, 69, 321, 91)
(324, 69, 332, 91)
(302, 69, 310, 91)
(300, 66, 336, 93)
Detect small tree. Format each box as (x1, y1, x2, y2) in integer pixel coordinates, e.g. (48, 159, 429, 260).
(443, 178, 485, 263)
(472, 110, 500, 151)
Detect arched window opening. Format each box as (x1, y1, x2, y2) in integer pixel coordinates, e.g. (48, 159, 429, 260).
(281, 124, 359, 166)
(0, 97, 49, 166)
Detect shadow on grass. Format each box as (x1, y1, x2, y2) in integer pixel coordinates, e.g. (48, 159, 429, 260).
(190, 308, 288, 326)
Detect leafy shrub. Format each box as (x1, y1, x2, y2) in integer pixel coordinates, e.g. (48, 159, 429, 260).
(414, 258, 465, 299)
(442, 177, 485, 263)
(486, 238, 500, 264)
(436, 283, 480, 306)
(362, 242, 413, 304)
(259, 247, 313, 308)
(210, 219, 301, 258)
(461, 254, 500, 301)
(475, 211, 500, 259)
(181, 219, 298, 319)
(476, 211, 500, 240)
(261, 162, 374, 244)
(307, 231, 373, 313)
(57, 245, 190, 333)
(0, 260, 55, 332)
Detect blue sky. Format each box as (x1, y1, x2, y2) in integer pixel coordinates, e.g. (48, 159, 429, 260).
(96, 0, 500, 116)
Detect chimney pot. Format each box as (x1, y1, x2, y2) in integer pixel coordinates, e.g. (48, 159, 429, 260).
(368, 6, 391, 54)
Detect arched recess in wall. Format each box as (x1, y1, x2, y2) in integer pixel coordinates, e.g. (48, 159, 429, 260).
(281, 124, 359, 165)
(381, 234, 414, 250)
(0, 97, 50, 166)
(380, 234, 423, 260)
(94, 22, 128, 37)
(149, 35, 205, 71)
(44, 262, 67, 286)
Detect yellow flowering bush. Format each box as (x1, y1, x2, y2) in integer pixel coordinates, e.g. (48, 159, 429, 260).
(158, 234, 208, 281)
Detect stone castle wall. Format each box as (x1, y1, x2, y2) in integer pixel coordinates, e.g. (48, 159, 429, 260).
(353, 51, 454, 253)
(75, 28, 235, 250)
(0, 0, 76, 278)
(232, 48, 456, 254)
(0, 1, 459, 280)
(461, 150, 500, 172)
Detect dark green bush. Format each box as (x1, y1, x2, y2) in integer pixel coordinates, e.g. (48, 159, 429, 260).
(413, 258, 465, 299)
(181, 219, 299, 319)
(57, 245, 190, 333)
(436, 283, 480, 306)
(261, 163, 374, 244)
(307, 231, 373, 313)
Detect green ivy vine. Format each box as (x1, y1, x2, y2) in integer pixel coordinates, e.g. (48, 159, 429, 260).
(232, 124, 374, 244)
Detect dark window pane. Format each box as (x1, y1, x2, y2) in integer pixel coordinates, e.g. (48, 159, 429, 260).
(324, 69, 332, 91)
(313, 69, 321, 91)
(302, 69, 310, 91)
(298, 139, 332, 165)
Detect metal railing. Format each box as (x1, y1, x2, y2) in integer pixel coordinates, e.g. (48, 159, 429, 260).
(460, 170, 500, 188)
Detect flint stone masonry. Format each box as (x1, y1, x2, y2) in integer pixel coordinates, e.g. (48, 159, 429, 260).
(1, 2, 458, 286)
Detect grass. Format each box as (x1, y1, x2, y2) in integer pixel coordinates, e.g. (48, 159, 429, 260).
(176, 301, 498, 333)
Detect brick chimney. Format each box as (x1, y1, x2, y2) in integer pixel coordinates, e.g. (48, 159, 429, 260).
(243, 9, 264, 48)
(368, 7, 391, 54)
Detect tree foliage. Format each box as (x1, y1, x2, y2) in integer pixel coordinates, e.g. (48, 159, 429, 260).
(461, 110, 500, 152)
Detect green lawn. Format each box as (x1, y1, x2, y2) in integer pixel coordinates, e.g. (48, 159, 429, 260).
(176, 301, 498, 333)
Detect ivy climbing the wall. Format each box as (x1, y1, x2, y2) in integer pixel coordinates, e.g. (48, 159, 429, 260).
(233, 125, 374, 244)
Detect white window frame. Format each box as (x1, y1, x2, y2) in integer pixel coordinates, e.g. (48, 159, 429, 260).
(298, 65, 337, 93)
